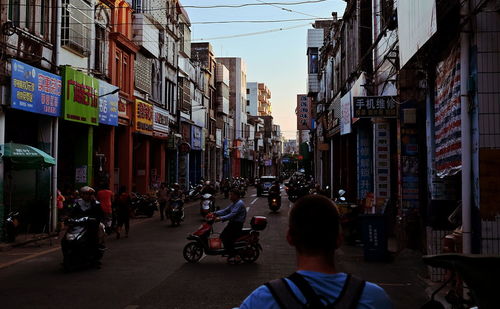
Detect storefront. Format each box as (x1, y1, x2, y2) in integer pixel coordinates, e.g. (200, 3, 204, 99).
(93, 80, 119, 190)
(2, 60, 62, 232)
(58, 66, 99, 194)
(151, 106, 170, 189)
(133, 99, 153, 193)
(189, 125, 203, 185)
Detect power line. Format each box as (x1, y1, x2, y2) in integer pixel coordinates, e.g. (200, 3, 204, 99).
(254, 0, 322, 18)
(193, 23, 312, 41)
(1, 1, 328, 12)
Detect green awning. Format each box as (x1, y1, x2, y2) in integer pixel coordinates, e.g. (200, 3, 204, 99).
(0, 142, 55, 169)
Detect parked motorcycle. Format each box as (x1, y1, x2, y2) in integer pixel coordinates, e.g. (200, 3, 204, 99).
(335, 189, 360, 244)
(61, 217, 105, 271)
(422, 254, 500, 309)
(131, 193, 157, 217)
(169, 198, 185, 226)
(183, 214, 267, 264)
(286, 181, 309, 202)
(4, 211, 20, 243)
(200, 193, 216, 217)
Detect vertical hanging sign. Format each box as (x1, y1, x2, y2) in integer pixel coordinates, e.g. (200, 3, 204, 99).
(374, 121, 390, 200)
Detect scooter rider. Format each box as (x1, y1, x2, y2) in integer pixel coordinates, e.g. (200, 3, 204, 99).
(201, 181, 217, 195)
(214, 189, 247, 262)
(68, 186, 104, 250)
(268, 181, 281, 204)
(168, 183, 185, 215)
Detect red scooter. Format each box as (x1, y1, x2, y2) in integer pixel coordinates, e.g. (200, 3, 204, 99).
(183, 213, 267, 264)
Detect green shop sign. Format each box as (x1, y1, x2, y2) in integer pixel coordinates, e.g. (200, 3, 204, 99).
(63, 66, 99, 125)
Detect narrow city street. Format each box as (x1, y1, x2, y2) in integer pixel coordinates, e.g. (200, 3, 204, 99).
(0, 187, 428, 309)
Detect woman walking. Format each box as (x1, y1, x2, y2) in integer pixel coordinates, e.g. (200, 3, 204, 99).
(115, 186, 131, 239)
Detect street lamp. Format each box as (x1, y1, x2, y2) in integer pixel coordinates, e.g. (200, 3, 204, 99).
(98, 87, 120, 98)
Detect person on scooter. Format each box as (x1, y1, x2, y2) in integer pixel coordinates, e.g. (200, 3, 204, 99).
(201, 180, 217, 195)
(267, 181, 281, 205)
(236, 194, 392, 309)
(68, 186, 104, 251)
(214, 188, 247, 263)
(168, 183, 185, 218)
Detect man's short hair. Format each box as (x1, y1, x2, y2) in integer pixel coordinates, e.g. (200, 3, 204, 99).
(230, 188, 241, 197)
(289, 194, 340, 256)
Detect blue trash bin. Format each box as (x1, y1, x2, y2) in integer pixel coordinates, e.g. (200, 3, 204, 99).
(360, 214, 388, 262)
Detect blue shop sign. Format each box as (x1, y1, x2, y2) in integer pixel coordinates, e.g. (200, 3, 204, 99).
(10, 59, 62, 117)
(98, 80, 119, 126)
(223, 139, 230, 158)
(191, 126, 202, 150)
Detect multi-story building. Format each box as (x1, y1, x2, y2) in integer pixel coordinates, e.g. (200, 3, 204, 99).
(247, 82, 272, 117)
(216, 58, 248, 177)
(191, 42, 217, 183)
(215, 63, 231, 179)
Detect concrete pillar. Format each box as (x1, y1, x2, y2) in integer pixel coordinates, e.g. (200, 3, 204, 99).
(135, 138, 150, 194)
(118, 126, 133, 192)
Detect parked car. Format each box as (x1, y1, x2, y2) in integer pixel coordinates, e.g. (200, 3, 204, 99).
(257, 176, 277, 196)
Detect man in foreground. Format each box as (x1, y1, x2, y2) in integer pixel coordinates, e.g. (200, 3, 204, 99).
(237, 194, 392, 309)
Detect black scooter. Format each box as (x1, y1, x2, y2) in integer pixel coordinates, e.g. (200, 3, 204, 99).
(4, 211, 20, 243)
(168, 198, 185, 226)
(268, 190, 282, 212)
(61, 217, 104, 271)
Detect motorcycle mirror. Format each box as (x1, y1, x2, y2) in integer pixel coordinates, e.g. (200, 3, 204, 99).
(340, 196, 346, 202)
(338, 189, 346, 196)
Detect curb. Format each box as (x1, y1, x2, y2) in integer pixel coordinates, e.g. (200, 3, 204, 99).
(0, 233, 58, 252)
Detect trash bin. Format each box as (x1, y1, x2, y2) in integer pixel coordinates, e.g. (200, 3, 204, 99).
(360, 214, 388, 262)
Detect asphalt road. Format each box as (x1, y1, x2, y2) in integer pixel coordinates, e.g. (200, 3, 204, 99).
(0, 186, 429, 308)
(0, 187, 296, 309)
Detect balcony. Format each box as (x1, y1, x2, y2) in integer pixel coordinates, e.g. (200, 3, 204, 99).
(217, 97, 229, 115)
(132, 14, 160, 58)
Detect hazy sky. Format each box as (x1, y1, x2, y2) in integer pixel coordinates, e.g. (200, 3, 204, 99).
(182, 0, 346, 139)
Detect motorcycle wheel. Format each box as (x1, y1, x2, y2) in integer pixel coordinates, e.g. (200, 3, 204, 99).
(240, 244, 260, 263)
(183, 242, 203, 263)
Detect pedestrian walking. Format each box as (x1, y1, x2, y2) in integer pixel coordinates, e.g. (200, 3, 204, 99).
(115, 186, 131, 239)
(157, 183, 170, 221)
(236, 194, 392, 309)
(97, 185, 114, 234)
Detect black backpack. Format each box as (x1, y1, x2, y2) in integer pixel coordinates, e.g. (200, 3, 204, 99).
(265, 272, 366, 309)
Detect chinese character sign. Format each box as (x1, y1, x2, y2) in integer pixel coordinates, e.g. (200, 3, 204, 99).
(353, 96, 397, 118)
(98, 80, 119, 126)
(63, 66, 99, 125)
(135, 99, 153, 135)
(11, 60, 62, 117)
(296, 94, 311, 130)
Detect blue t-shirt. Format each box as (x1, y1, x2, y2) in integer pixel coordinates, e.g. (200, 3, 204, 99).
(236, 271, 392, 309)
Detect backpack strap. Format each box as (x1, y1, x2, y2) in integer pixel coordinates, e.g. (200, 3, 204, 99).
(265, 278, 304, 309)
(331, 274, 366, 309)
(288, 272, 325, 308)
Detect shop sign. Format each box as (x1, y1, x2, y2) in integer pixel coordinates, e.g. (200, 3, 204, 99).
(353, 96, 397, 118)
(374, 122, 390, 199)
(118, 98, 129, 119)
(223, 139, 230, 158)
(10, 59, 62, 117)
(297, 95, 311, 130)
(153, 106, 169, 137)
(98, 80, 119, 126)
(75, 165, 87, 183)
(63, 66, 99, 125)
(216, 129, 222, 147)
(340, 92, 351, 135)
(357, 129, 372, 199)
(191, 126, 202, 150)
(134, 99, 153, 135)
(435, 44, 461, 178)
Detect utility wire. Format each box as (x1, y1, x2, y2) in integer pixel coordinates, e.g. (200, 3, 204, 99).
(192, 23, 312, 41)
(254, 0, 322, 18)
(1, 1, 328, 11)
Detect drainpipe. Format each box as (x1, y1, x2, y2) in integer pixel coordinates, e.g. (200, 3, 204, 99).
(0, 102, 5, 238)
(461, 0, 472, 254)
(50, 0, 62, 232)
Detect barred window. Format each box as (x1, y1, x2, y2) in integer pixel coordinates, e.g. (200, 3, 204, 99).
(61, 0, 92, 56)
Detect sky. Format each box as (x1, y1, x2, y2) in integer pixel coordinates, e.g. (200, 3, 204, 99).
(182, 0, 347, 139)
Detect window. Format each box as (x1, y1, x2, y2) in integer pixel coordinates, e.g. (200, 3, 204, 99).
(381, 0, 395, 29)
(308, 48, 319, 74)
(61, 0, 92, 55)
(115, 50, 122, 89)
(246, 88, 250, 94)
(246, 100, 250, 106)
(122, 55, 129, 94)
(8, 0, 21, 26)
(165, 79, 175, 112)
(95, 25, 106, 74)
